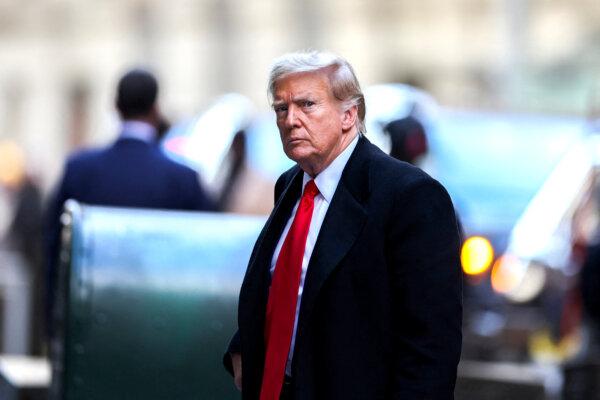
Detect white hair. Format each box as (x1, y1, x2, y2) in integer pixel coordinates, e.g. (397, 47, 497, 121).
(268, 51, 366, 134)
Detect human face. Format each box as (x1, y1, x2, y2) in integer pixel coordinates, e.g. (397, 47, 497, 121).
(272, 71, 357, 177)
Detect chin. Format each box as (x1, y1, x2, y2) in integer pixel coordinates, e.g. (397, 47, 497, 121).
(284, 144, 311, 163)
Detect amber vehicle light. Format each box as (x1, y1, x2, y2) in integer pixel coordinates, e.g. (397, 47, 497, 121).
(461, 236, 494, 275)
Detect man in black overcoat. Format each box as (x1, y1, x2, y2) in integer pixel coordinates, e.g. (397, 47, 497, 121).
(225, 51, 462, 400)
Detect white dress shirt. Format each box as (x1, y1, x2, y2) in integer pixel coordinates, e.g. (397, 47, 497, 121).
(270, 134, 359, 376)
(119, 120, 157, 143)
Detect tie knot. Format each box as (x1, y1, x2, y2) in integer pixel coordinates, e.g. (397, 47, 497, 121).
(303, 179, 319, 199)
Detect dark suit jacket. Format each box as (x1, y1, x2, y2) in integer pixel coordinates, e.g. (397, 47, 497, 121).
(45, 138, 214, 329)
(226, 136, 462, 399)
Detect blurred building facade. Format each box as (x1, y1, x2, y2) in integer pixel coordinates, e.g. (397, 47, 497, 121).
(0, 0, 600, 190)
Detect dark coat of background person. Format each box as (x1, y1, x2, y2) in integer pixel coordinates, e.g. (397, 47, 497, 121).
(7, 176, 45, 355)
(44, 140, 214, 325)
(226, 136, 463, 400)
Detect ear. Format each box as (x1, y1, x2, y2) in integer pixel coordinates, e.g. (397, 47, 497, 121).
(341, 105, 358, 131)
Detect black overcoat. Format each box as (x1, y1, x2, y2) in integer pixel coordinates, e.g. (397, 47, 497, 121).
(226, 136, 462, 399)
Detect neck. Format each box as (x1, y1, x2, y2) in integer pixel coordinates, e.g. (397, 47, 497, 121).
(125, 115, 156, 128)
(120, 120, 158, 143)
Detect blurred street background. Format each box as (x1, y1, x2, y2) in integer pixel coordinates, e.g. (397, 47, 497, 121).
(0, 0, 598, 190)
(2, 1, 600, 399)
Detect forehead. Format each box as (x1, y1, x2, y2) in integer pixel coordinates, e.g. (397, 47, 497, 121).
(273, 71, 333, 99)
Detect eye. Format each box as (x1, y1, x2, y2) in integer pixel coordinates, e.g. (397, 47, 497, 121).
(274, 105, 288, 114)
(301, 100, 315, 108)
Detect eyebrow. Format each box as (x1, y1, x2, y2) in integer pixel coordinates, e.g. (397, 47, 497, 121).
(272, 95, 317, 107)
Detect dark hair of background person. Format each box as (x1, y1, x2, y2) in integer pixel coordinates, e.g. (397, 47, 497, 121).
(115, 69, 158, 119)
(384, 115, 428, 165)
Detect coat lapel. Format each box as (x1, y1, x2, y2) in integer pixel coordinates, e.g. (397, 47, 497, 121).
(239, 167, 303, 325)
(296, 136, 371, 332)
(250, 167, 303, 277)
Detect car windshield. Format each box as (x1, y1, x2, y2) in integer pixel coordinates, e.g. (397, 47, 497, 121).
(424, 110, 585, 234)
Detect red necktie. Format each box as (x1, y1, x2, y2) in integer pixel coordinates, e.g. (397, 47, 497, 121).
(260, 179, 320, 400)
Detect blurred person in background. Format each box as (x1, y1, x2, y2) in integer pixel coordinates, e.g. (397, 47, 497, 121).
(383, 113, 428, 165)
(44, 68, 215, 336)
(224, 51, 462, 400)
(0, 140, 45, 355)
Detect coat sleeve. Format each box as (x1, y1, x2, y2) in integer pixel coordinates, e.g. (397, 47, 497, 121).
(388, 179, 463, 399)
(223, 330, 241, 376)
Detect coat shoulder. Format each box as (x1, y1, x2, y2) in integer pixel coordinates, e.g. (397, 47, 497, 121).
(64, 147, 105, 174)
(364, 141, 440, 193)
(156, 151, 199, 180)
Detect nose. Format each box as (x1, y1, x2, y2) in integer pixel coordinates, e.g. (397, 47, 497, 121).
(284, 104, 300, 129)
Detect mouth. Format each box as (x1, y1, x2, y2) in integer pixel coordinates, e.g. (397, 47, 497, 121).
(287, 137, 306, 145)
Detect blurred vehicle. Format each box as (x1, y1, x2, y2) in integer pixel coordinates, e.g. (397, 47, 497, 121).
(162, 93, 255, 193)
(493, 134, 600, 362)
(162, 94, 285, 214)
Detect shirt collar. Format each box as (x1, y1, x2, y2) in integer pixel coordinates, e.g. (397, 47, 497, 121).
(119, 120, 157, 143)
(302, 134, 359, 203)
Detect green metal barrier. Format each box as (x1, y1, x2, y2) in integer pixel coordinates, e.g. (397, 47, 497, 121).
(51, 201, 265, 400)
